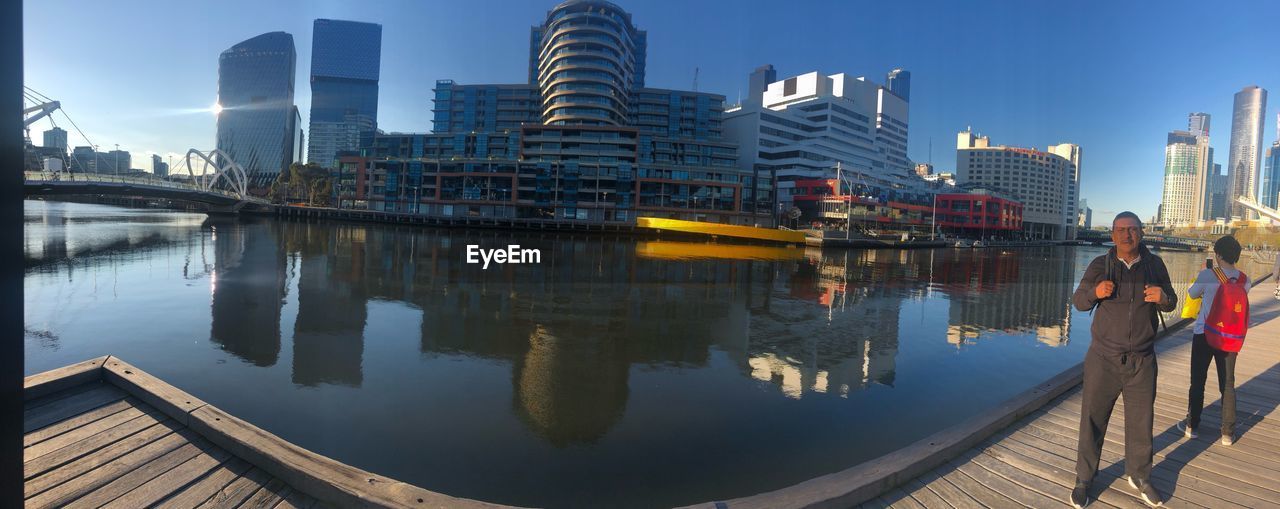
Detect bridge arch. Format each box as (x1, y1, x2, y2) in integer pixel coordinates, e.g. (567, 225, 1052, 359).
(181, 149, 248, 200)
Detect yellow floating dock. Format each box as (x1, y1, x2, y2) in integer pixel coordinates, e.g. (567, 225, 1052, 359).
(636, 240, 804, 261)
(636, 217, 806, 245)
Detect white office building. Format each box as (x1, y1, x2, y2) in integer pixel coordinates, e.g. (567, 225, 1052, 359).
(724, 65, 928, 211)
(956, 130, 1081, 240)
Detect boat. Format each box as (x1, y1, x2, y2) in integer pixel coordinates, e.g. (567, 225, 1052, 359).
(954, 239, 972, 248)
(972, 240, 986, 248)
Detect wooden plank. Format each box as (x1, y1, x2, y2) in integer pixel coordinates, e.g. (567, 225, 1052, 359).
(98, 442, 233, 509)
(23, 406, 168, 481)
(273, 486, 318, 509)
(151, 457, 253, 509)
(980, 438, 1140, 509)
(23, 397, 135, 448)
(23, 384, 128, 433)
(101, 358, 206, 427)
(24, 356, 108, 401)
(24, 419, 177, 498)
(189, 405, 508, 508)
(24, 404, 146, 462)
(24, 381, 106, 411)
(196, 467, 273, 509)
(934, 458, 1021, 507)
(61, 441, 205, 509)
(913, 470, 982, 509)
(899, 477, 952, 509)
(967, 447, 1076, 507)
(25, 428, 190, 509)
(236, 477, 289, 509)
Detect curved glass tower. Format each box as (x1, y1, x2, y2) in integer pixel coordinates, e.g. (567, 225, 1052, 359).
(529, 0, 646, 126)
(1226, 85, 1267, 218)
(215, 32, 298, 185)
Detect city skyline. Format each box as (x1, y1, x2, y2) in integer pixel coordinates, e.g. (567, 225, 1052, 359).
(22, 0, 1280, 221)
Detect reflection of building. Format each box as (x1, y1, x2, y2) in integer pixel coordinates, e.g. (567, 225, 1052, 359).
(291, 224, 367, 387)
(934, 248, 1074, 347)
(956, 130, 1081, 240)
(209, 219, 286, 366)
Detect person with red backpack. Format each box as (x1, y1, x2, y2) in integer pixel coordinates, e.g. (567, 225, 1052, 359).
(1178, 235, 1249, 446)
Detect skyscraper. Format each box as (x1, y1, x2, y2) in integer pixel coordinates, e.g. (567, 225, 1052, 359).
(1226, 86, 1267, 219)
(886, 68, 911, 101)
(527, 3, 646, 125)
(1160, 130, 1207, 225)
(216, 32, 299, 188)
(42, 127, 67, 152)
(1265, 114, 1280, 210)
(307, 19, 382, 169)
(151, 154, 168, 177)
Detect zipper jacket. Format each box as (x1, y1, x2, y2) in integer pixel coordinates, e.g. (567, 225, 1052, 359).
(1071, 244, 1178, 356)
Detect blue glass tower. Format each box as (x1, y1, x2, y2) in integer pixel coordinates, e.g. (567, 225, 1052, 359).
(1265, 140, 1280, 209)
(215, 32, 298, 186)
(886, 68, 911, 101)
(308, 19, 382, 169)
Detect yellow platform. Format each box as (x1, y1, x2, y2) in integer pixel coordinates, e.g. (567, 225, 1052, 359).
(636, 217, 806, 245)
(636, 240, 804, 261)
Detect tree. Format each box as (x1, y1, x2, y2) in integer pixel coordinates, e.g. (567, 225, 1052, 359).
(271, 162, 332, 206)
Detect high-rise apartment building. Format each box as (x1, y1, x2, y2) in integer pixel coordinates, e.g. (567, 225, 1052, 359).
(1226, 86, 1267, 219)
(42, 127, 67, 152)
(151, 154, 168, 177)
(336, 0, 771, 226)
(308, 19, 382, 170)
(1265, 115, 1280, 209)
(215, 32, 299, 188)
(1160, 130, 1208, 225)
(955, 130, 1081, 240)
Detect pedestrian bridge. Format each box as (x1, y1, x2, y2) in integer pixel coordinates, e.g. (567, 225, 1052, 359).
(23, 149, 270, 213)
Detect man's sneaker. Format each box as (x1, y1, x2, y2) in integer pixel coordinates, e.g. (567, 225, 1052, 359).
(1177, 420, 1197, 439)
(1127, 476, 1164, 507)
(1221, 433, 1234, 446)
(1068, 480, 1090, 508)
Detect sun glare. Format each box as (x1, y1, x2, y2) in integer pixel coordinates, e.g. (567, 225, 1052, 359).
(211, 103, 223, 115)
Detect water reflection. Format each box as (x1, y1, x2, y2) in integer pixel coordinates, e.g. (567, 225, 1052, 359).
(36, 201, 1280, 508)
(933, 248, 1075, 347)
(208, 217, 285, 367)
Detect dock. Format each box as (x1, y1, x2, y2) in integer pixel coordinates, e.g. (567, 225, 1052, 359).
(22, 357, 513, 508)
(690, 275, 1280, 509)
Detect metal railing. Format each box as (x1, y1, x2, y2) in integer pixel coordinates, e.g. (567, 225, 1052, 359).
(24, 171, 250, 201)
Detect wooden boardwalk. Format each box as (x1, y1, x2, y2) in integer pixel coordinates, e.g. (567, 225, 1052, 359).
(22, 357, 510, 509)
(861, 281, 1280, 509)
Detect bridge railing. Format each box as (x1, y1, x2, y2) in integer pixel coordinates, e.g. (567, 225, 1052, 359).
(23, 171, 245, 200)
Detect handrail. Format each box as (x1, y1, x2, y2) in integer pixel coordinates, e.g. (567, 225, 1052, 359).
(24, 171, 265, 203)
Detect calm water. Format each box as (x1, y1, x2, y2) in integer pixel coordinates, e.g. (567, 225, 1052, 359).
(24, 201, 1270, 508)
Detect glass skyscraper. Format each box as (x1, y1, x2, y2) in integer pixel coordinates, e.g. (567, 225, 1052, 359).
(215, 32, 299, 187)
(886, 68, 911, 101)
(307, 19, 382, 169)
(1226, 85, 1267, 218)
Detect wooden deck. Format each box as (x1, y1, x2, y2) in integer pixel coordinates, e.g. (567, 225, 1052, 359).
(22, 357, 513, 509)
(860, 281, 1280, 509)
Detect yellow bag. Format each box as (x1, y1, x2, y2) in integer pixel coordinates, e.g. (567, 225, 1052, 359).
(1181, 284, 1202, 319)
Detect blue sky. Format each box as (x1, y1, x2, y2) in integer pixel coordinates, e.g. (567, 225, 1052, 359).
(24, 0, 1280, 221)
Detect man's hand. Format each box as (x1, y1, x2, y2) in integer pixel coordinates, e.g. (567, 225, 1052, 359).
(1144, 284, 1166, 305)
(1096, 280, 1115, 300)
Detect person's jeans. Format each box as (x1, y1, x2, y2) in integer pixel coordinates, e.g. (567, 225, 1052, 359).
(1187, 333, 1237, 435)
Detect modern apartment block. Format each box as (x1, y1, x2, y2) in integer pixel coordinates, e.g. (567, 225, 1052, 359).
(1159, 130, 1209, 226)
(1226, 85, 1267, 219)
(955, 130, 1081, 240)
(42, 127, 67, 152)
(336, 0, 772, 225)
(215, 31, 300, 188)
(308, 19, 382, 170)
(723, 66, 923, 214)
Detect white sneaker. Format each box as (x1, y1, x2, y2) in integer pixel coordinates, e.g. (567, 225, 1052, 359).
(1222, 433, 1234, 446)
(1176, 420, 1197, 439)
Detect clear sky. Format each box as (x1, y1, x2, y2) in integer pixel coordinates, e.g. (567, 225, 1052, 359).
(23, 0, 1280, 221)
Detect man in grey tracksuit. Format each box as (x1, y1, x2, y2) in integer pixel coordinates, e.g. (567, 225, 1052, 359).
(1068, 212, 1177, 508)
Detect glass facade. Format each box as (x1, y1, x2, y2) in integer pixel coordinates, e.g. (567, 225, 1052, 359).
(215, 31, 297, 186)
(886, 68, 911, 101)
(308, 19, 382, 169)
(1226, 86, 1267, 218)
(529, 0, 646, 126)
(1264, 142, 1280, 209)
(1160, 131, 1202, 225)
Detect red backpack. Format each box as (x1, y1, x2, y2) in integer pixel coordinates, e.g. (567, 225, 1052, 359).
(1205, 267, 1249, 352)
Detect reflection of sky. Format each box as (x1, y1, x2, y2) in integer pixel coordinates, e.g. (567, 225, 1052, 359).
(24, 200, 1280, 509)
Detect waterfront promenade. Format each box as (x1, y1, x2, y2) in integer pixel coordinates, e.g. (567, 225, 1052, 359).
(861, 281, 1280, 509)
